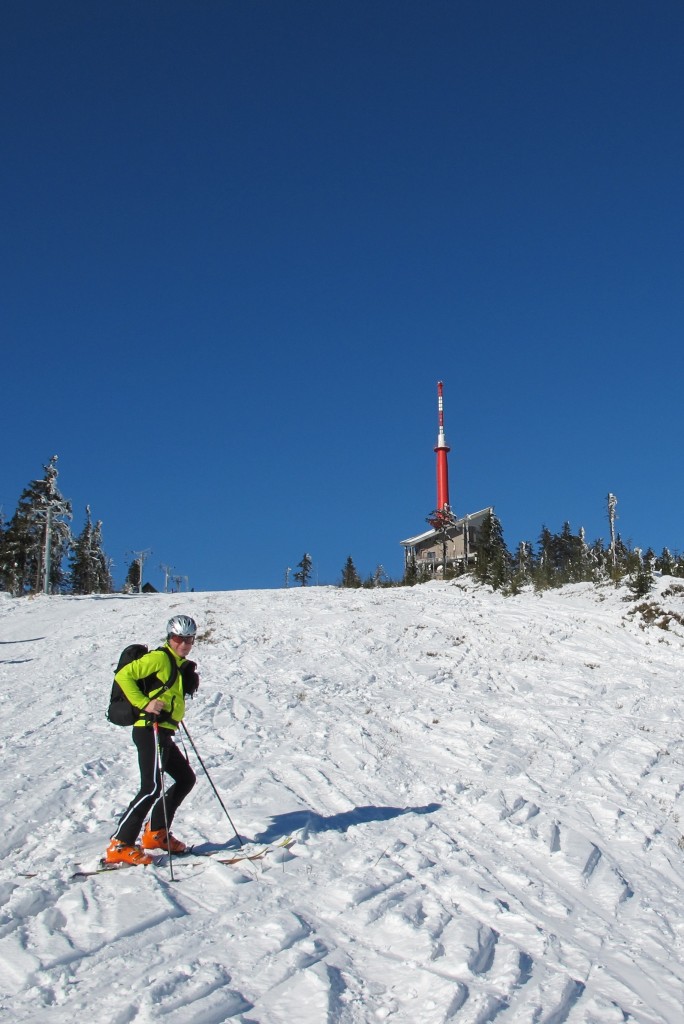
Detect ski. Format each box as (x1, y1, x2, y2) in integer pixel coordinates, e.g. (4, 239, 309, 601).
(71, 859, 152, 879)
(224, 833, 295, 862)
(70, 836, 295, 878)
(188, 834, 295, 865)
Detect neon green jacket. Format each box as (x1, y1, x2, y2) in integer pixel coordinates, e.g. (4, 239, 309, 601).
(114, 643, 186, 731)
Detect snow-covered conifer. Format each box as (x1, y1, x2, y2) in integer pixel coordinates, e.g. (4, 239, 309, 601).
(474, 511, 510, 590)
(340, 556, 361, 588)
(70, 507, 113, 594)
(293, 553, 313, 587)
(0, 456, 72, 594)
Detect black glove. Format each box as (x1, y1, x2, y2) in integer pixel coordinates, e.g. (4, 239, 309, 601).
(180, 659, 200, 697)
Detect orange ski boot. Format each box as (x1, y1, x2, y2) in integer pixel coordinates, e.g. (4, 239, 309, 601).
(142, 823, 188, 853)
(105, 839, 154, 866)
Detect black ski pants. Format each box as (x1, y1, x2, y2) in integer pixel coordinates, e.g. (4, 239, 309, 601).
(114, 725, 196, 846)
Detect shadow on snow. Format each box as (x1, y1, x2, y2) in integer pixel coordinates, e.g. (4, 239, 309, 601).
(0, 637, 45, 644)
(255, 802, 442, 845)
(191, 804, 442, 854)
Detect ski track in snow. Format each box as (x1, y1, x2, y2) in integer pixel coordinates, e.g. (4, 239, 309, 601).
(1, 579, 684, 1022)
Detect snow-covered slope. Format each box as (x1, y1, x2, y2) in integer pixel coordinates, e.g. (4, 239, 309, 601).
(1, 578, 683, 1023)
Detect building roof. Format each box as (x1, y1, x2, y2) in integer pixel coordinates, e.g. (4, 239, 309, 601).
(400, 506, 493, 547)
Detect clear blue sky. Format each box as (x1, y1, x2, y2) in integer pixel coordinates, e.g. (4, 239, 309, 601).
(3, 1, 683, 591)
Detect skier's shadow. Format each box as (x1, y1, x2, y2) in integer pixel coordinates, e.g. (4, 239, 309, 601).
(254, 803, 442, 845)
(0, 637, 45, 644)
(0, 637, 44, 664)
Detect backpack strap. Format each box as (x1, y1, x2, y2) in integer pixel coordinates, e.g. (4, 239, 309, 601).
(152, 645, 179, 697)
(137, 647, 181, 726)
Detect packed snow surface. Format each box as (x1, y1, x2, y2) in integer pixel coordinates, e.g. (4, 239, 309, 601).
(1, 578, 684, 1023)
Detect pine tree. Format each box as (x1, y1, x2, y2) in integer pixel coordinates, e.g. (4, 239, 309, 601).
(589, 537, 608, 577)
(657, 547, 675, 576)
(70, 507, 95, 595)
(293, 552, 313, 586)
(474, 511, 510, 589)
(92, 520, 113, 593)
(533, 526, 554, 591)
(558, 522, 593, 583)
(607, 493, 618, 572)
(340, 556, 361, 588)
(628, 549, 654, 598)
(70, 506, 113, 594)
(402, 554, 418, 586)
(124, 558, 142, 593)
(615, 535, 639, 579)
(508, 540, 533, 593)
(371, 564, 388, 588)
(0, 510, 8, 593)
(0, 456, 73, 594)
(532, 522, 593, 589)
(426, 507, 456, 575)
(581, 531, 599, 581)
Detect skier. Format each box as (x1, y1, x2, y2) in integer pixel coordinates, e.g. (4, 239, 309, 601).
(105, 615, 200, 865)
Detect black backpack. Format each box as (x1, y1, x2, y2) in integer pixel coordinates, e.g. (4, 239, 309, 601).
(106, 644, 178, 726)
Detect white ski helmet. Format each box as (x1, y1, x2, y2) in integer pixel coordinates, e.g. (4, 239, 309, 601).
(166, 614, 197, 638)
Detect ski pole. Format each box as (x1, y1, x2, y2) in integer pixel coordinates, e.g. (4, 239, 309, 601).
(180, 721, 243, 848)
(153, 721, 175, 881)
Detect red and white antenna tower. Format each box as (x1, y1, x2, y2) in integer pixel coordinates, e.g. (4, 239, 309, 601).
(434, 381, 451, 512)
